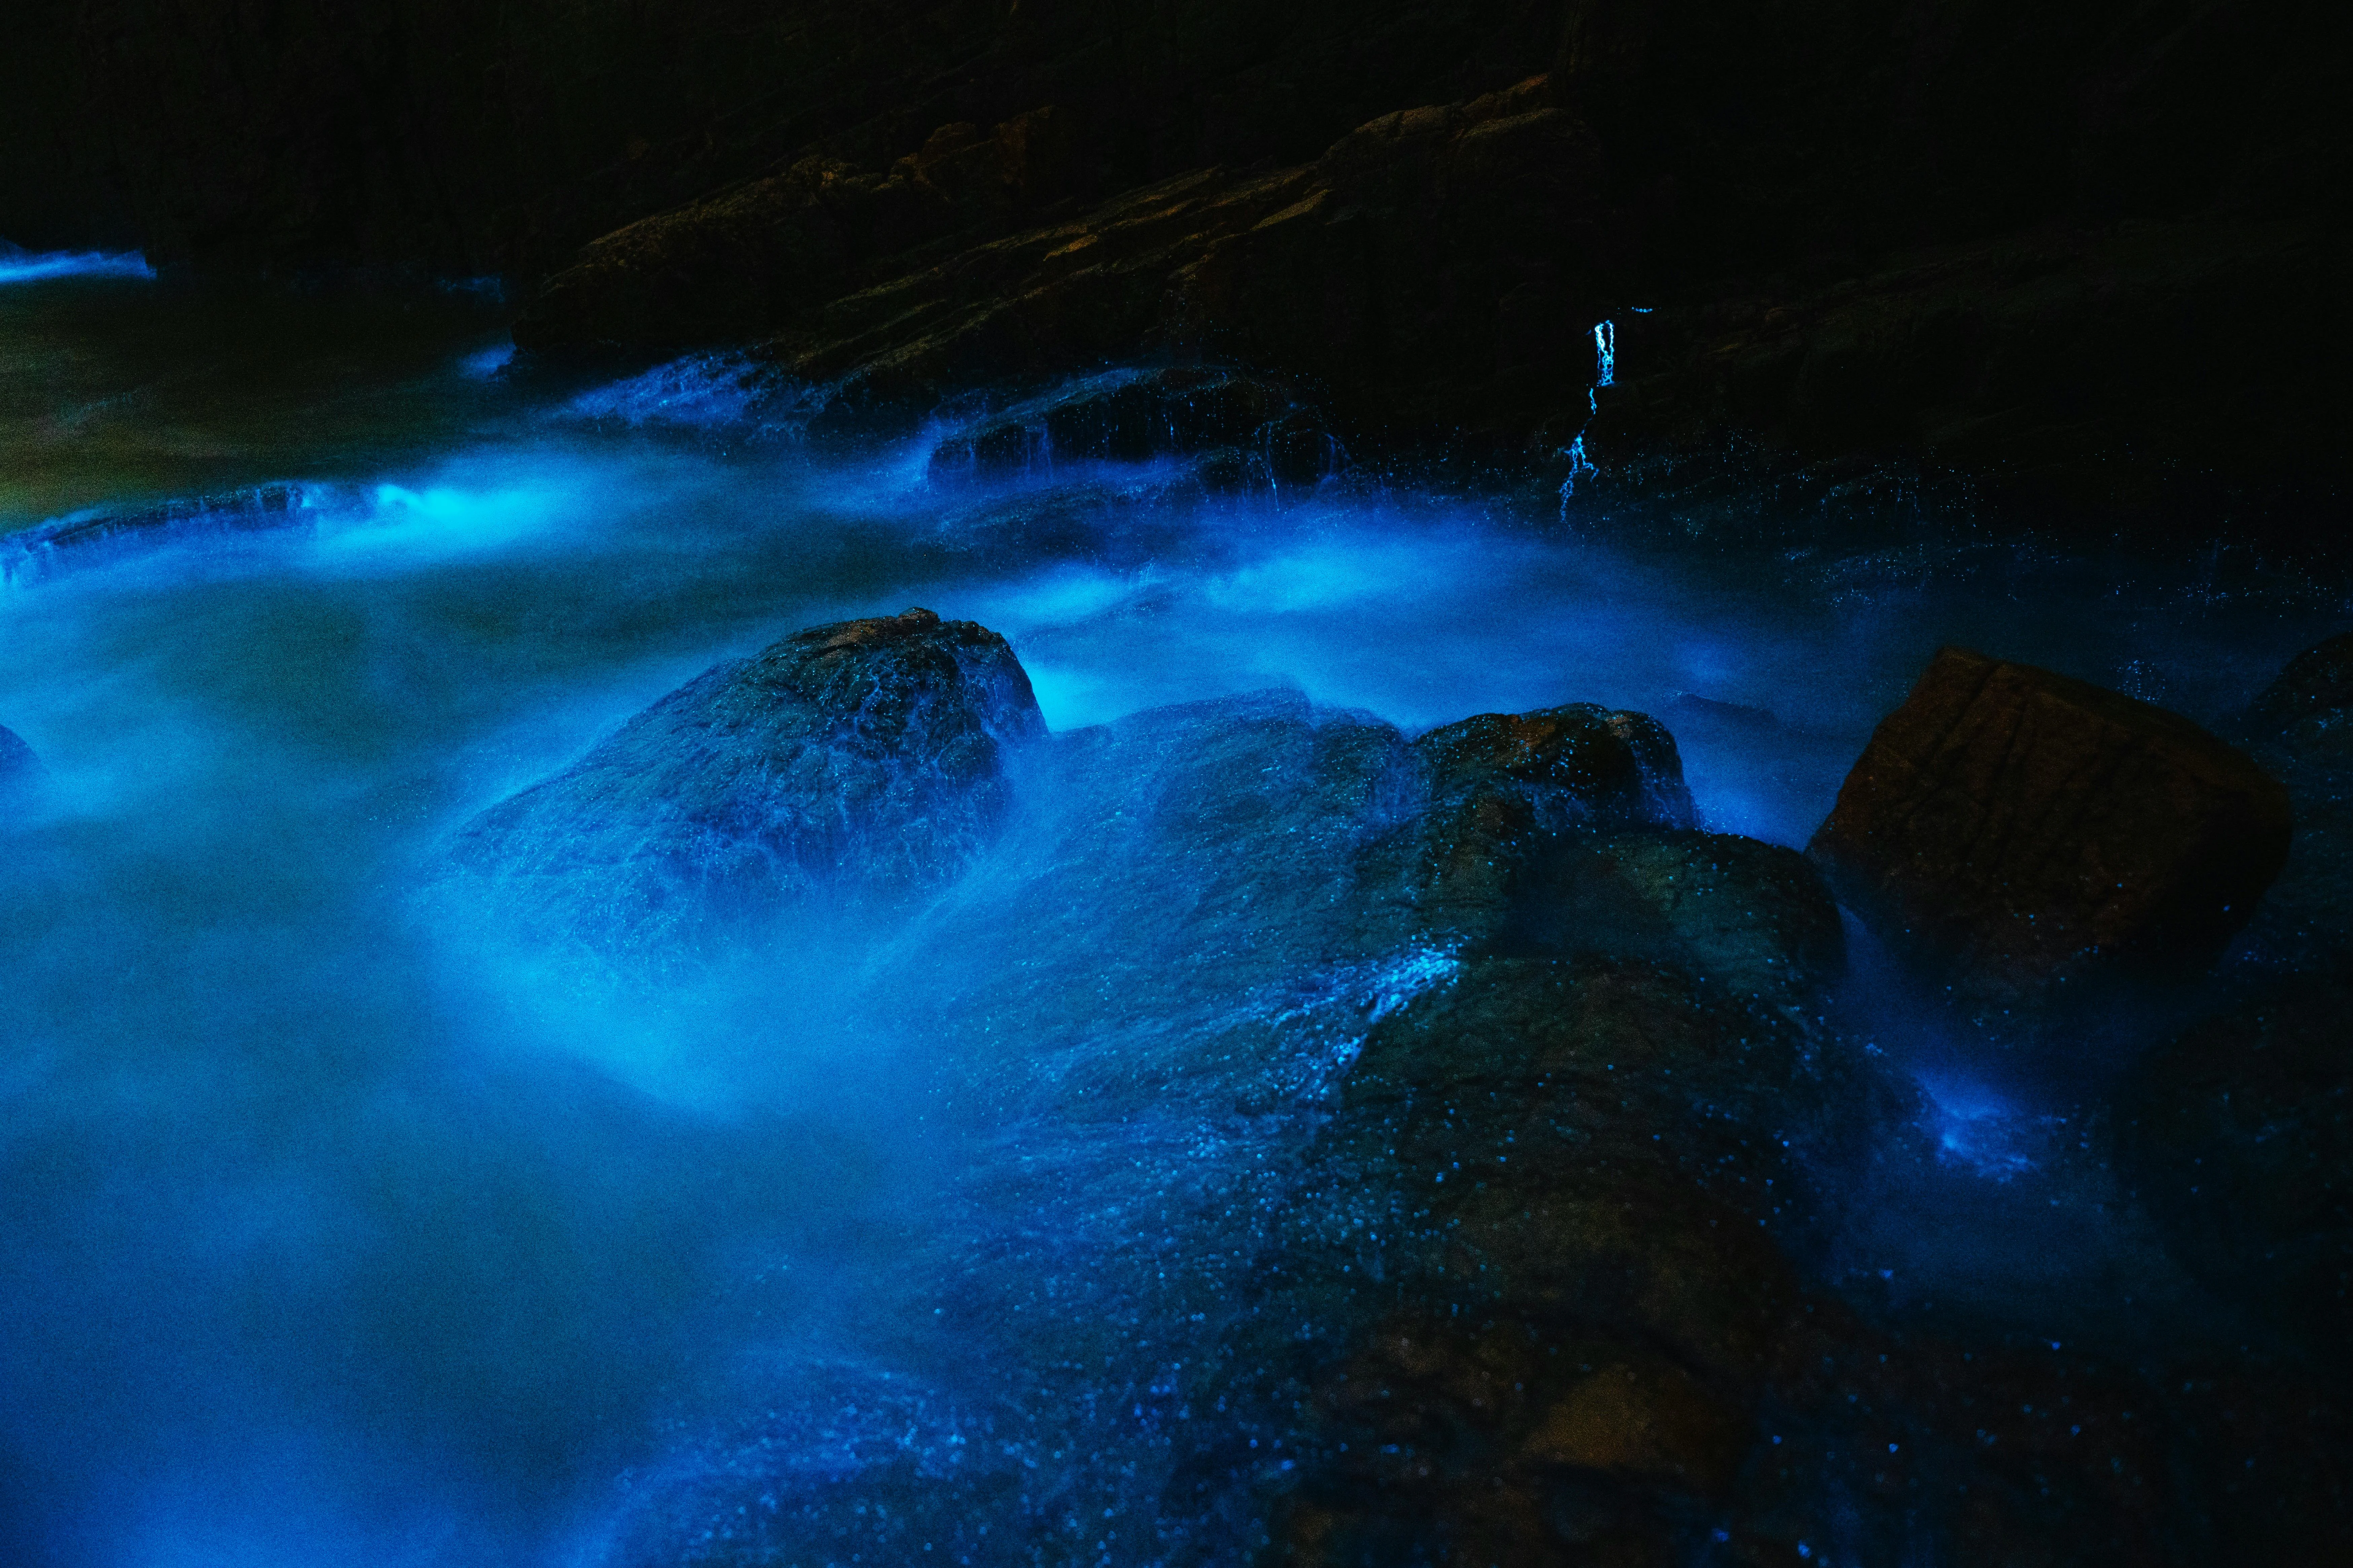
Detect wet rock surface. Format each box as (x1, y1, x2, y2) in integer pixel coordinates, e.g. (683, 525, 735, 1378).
(518, 74, 1612, 437)
(6, 3, 2346, 514)
(448, 607, 1043, 954)
(0, 482, 315, 586)
(1808, 645, 2291, 1031)
(502, 614, 2353, 1565)
(921, 367, 1318, 488)
(2123, 978, 2353, 1360)
(2120, 630, 2353, 1370)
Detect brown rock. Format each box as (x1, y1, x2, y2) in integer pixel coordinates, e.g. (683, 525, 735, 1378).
(2244, 631, 2353, 760)
(1808, 646, 2291, 1019)
(517, 74, 1615, 437)
(448, 607, 1044, 955)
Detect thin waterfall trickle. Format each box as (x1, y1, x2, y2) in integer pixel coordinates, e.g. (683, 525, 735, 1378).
(1558, 318, 1619, 518)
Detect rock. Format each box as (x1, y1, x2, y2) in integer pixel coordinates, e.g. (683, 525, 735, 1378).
(448, 607, 1043, 954)
(510, 630, 2347, 1565)
(921, 367, 1300, 486)
(511, 104, 1094, 357)
(1581, 219, 2347, 527)
(521, 75, 1615, 437)
(0, 723, 42, 810)
(2244, 632, 2353, 761)
(2121, 977, 2353, 1358)
(1, 482, 314, 586)
(1415, 704, 1693, 833)
(2120, 631, 2353, 1362)
(2223, 631, 2353, 975)
(1807, 646, 2292, 1024)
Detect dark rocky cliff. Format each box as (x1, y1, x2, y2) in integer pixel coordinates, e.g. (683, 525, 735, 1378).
(4, 0, 2344, 517)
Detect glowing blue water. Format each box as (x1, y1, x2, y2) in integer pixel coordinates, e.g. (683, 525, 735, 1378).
(1, 314, 2344, 1566)
(0, 243, 155, 285)
(1557, 318, 1619, 510)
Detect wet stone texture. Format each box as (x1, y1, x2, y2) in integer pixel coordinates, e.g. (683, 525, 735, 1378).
(1808, 645, 2292, 1032)
(448, 607, 1044, 955)
(463, 620, 2353, 1566)
(923, 368, 1320, 490)
(2121, 630, 2353, 1371)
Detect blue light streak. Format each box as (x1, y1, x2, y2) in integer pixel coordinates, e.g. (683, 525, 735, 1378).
(0, 244, 156, 286)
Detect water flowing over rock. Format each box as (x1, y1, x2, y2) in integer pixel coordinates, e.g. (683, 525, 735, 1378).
(534, 616, 2343, 1565)
(2245, 632, 2353, 762)
(0, 483, 314, 585)
(1808, 645, 2292, 1028)
(2120, 629, 2353, 1366)
(448, 607, 1043, 954)
(922, 367, 1315, 489)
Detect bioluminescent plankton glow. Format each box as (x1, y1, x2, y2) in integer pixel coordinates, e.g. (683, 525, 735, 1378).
(1, 8, 2346, 1559)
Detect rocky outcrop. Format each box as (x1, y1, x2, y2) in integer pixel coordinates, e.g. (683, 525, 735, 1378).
(0, 0, 1567, 278)
(510, 107, 1088, 357)
(8, 2, 2341, 512)
(520, 617, 2349, 1565)
(2234, 631, 2353, 973)
(2246, 633, 2353, 761)
(1808, 646, 2291, 1027)
(2123, 977, 2353, 1360)
(448, 607, 1043, 954)
(2119, 630, 2353, 1365)
(0, 483, 314, 587)
(1581, 217, 2345, 522)
(518, 73, 1614, 442)
(921, 367, 1321, 488)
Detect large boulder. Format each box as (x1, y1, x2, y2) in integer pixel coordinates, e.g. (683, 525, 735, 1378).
(1808, 646, 2292, 1024)
(518, 631, 2346, 1565)
(2120, 630, 2353, 1363)
(448, 607, 1043, 954)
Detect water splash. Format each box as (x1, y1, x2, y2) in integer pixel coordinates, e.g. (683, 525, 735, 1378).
(1914, 1074, 2041, 1181)
(457, 343, 515, 380)
(1558, 319, 1621, 516)
(565, 350, 815, 436)
(1, 484, 320, 586)
(0, 242, 155, 286)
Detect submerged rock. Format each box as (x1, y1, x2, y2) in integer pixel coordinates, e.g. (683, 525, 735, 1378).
(1, 723, 42, 811)
(0, 482, 314, 586)
(521, 75, 1608, 436)
(2123, 976, 2353, 1359)
(2235, 631, 2353, 972)
(2245, 631, 2353, 762)
(1808, 646, 2291, 1025)
(2122, 629, 2353, 1364)
(458, 615, 2347, 1565)
(449, 607, 1042, 953)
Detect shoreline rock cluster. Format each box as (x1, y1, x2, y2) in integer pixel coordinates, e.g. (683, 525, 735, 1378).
(5, 3, 2341, 526)
(455, 607, 2346, 1563)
